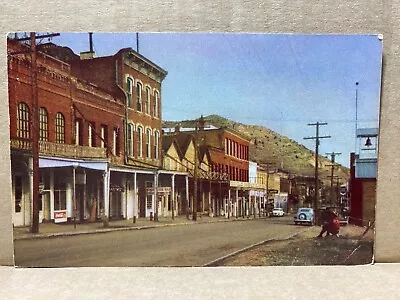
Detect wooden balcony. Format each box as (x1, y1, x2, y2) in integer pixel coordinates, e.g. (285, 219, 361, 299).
(11, 138, 107, 159)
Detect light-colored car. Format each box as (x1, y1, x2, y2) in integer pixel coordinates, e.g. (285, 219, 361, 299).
(294, 207, 315, 225)
(272, 207, 285, 217)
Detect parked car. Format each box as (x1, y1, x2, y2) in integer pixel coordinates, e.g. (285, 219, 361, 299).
(272, 207, 285, 217)
(294, 207, 315, 225)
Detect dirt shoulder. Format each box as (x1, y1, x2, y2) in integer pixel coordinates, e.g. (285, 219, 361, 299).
(217, 225, 374, 266)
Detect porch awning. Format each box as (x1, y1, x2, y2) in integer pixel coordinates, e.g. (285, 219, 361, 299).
(39, 157, 108, 171)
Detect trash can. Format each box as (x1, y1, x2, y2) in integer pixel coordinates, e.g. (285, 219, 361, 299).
(150, 212, 153, 221)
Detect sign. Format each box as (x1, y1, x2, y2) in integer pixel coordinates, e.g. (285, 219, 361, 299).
(268, 189, 279, 193)
(110, 184, 124, 192)
(54, 210, 67, 223)
(146, 187, 172, 195)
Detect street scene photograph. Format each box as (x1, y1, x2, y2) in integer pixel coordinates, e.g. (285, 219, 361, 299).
(8, 33, 381, 267)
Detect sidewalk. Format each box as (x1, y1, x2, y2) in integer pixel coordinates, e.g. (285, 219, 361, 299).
(13, 214, 263, 240)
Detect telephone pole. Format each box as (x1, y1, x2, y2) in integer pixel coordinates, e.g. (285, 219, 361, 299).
(326, 152, 341, 207)
(262, 161, 275, 218)
(13, 32, 60, 233)
(304, 122, 331, 217)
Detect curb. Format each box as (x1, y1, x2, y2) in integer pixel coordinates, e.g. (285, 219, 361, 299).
(14, 216, 268, 241)
(203, 226, 316, 267)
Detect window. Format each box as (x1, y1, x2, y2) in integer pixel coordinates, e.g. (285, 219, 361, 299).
(113, 127, 119, 155)
(17, 102, 30, 139)
(136, 82, 142, 112)
(154, 131, 159, 159)
(127, 123, 134, 156)
(88, 122, 95, 147)
(100, 125, 107, 148)
(38, 107, 48, 141)
(75, 119, 83, 146)
(137, 126, 143, 157)
(55, 113, 65, 143)
(126, 77, 133, 108)
(146, 86, 151, 115)
(153, 90, 159, 118)
(54, 173, 66, 211)
(146, 128, 151, 158)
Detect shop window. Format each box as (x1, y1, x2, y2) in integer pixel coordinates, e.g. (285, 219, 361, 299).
(39, 107, 48, 141)
(54, 175, 66, 210)
(146, 195, 153, 209)
(14, 175, 22, 213)
(55, 113, 65, 143)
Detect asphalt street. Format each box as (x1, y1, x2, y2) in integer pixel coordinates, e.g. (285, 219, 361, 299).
(14, 216, 309, 267)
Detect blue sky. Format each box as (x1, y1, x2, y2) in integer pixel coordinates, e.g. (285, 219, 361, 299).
(50, 33, 382, 167)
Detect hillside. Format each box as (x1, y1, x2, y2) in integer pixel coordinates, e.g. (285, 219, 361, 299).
(163, 115, 350, 184)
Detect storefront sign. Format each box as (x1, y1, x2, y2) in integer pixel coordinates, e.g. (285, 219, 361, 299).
(110, 184, 124, 192)
(146, 187, 171, 195)
(54, 210, 67, 223)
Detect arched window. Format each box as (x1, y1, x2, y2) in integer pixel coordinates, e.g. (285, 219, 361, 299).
(137, 126, 143, 157)
(146, 86, 151, 115)
(126, 77, 133, 108)
(153, 90, 159, 118)
(127, 123, 134, 156)
(39, 107, 48, 141)
(55, 113, 65, 143)
(136, 82, 142, 112)
(154, 130, 159, 160)
(17, 102, 30, 139)
(146, 128, 152, 158)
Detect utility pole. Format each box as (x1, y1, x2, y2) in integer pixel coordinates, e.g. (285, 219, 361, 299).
(13, 32, 60, 233)
(192, 121, 199, 221)
(355, 82, 359, 151)
(304, 122, 331, 219)
(326, 152, 341, 207)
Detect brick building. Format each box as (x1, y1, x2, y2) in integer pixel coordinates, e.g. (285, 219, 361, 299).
(8, 36, 167, 226)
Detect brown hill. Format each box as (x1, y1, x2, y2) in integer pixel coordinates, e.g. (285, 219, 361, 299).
(163, 115, 350, 185)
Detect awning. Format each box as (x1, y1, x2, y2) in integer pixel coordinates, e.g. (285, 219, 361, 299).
(39, 157, 108, 171)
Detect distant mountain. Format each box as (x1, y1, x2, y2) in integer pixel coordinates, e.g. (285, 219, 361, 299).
(163, 115, 350, 184)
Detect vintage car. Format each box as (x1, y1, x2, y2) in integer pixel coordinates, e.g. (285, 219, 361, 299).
(294, 207, 315, 225)
(272, 207, 285, 217)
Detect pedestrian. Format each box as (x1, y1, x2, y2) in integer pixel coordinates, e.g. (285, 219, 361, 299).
(317, 207, 340, 238)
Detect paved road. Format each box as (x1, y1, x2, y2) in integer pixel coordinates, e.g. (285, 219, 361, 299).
(14, 217, 309, 267)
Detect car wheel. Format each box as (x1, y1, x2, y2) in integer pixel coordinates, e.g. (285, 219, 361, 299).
(298, 213, 306, 220)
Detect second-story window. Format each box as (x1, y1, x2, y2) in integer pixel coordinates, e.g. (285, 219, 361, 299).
(17, 102, 30, 139)
(136, 82, 142, 112)
(146, 86, 151, 115)
(154, 130, 159, 160)
(55, 113, 65, 143)
(39, 107, 48, 141)
(100, 125, 107, 148)
(127, 123, 134, 156)
(126, 77, 133, 108)
(137, 126, 143, 157)
(88, 122, 95, 147)
(146, 128, 151, 158)
(153, 91, 159, 118)
(112, 127, 119, 155)
(75, 119, 83, 146)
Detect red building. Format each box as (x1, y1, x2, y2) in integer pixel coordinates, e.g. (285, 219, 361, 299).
(8, 36, 168, 226)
